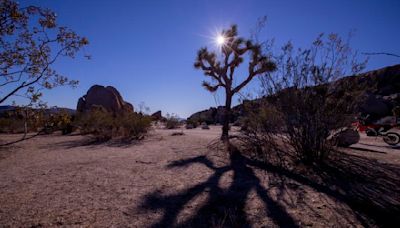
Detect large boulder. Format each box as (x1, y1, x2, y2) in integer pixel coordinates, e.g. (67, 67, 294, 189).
(77, 85, 134, 114)
(335, 128, 360, 147)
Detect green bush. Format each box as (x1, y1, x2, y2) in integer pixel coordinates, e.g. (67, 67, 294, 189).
(116, 113, 152, 139)
(43, 111, 74, 135)
(75, 108, 151, 141)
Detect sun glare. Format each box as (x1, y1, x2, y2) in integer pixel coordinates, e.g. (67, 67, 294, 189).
(216, 35, 225, 46)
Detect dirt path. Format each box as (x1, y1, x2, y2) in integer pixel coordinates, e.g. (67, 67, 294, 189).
(0, 127, 399, 227)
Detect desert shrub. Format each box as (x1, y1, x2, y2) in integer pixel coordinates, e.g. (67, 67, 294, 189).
(201, 122, 210, 130)
(75, 108, 114, 140)
(45, 111, 74, 135)
(116, 113, 152, 140)
(0, 108, 47, 133)
(186, 118, 199, 128)
(0, 118, 24, 133)
(75, 108, 151, 141)
(239, 101, 288, 165)
(278, 87, 346, 163)
(0, 108, 76, 135)
(242, 33, 367, 165)
(165, 113, 181, 129)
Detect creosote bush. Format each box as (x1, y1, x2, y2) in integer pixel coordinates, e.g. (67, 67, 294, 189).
(242, 33, 367, 165)
(75, 108, 151, 141)
(239, 101, 288, 165)
(186, 118, 199, 128)
(164, 113, 181, 129)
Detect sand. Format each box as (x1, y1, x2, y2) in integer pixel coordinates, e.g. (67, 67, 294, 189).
(0, 126, 399, 227)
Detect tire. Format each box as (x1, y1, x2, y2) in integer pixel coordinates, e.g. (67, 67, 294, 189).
(383, 132, 400, 146)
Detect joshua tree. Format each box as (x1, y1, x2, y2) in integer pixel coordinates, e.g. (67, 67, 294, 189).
(0, 0, 89, 105)
(194, 25, 276, 143)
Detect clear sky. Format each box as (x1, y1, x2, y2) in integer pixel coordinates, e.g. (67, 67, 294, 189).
(11, 0, 400, 117)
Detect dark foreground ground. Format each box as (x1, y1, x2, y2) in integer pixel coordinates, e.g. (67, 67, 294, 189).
(0, 127, 399, 227)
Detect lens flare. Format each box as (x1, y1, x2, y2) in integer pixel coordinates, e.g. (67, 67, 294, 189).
(216, 35, 225, 45)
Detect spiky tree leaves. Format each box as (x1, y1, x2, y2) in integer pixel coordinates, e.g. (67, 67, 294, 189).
(194, 25, 276, 142)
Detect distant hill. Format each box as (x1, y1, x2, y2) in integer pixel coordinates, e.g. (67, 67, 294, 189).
(0, 106, 76, 115)
(188, 64, 400, 124)
(0, 105, 14, 113)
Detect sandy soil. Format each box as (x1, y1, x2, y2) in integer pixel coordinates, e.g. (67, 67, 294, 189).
(0, 126, 399, 227)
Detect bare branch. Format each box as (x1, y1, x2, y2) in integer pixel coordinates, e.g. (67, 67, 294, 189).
(362, 52, 400, 58)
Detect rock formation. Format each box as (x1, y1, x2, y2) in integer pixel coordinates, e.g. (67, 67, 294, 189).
(151, 110, 163, 121)
(187, 106, 239, 125)
(188, 64, 400, 125)
(77, 85, 134, 114)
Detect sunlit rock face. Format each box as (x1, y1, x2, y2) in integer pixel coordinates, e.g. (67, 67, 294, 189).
(77, 85, 134, 114)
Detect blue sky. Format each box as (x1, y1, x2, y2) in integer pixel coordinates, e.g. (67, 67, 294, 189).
(8, 0, 400, 117)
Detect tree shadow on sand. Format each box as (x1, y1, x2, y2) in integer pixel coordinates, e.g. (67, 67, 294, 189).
(138, 150, 298, 227)
(137, 147, 400, 227)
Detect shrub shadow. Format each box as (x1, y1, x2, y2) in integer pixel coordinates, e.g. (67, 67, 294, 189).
(137, 149, 400, 227)
(41, 136, 144, 150)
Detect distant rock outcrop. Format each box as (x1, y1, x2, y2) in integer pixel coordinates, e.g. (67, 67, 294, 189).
(188, 64, 400, 124)
(77, 85, 134, 114)
(151, 110, 164, 121)
(187, 106, 239, 125)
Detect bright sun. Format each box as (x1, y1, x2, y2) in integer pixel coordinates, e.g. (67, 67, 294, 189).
(216, 35, 225, 45)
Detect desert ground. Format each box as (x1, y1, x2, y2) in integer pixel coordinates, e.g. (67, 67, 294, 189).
(0, 126, 399, 227)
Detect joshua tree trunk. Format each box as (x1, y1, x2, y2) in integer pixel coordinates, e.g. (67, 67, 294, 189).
(221, 91, 232, 141)
(194, 25, 276, 150)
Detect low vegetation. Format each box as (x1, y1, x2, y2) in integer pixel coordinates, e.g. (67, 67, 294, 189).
(241, 33, 367, 165)
(185, 118, 199, 128)
(74, 108, 151, 141)
(164, 113, 182, 129)
(0, 108, 73, 135)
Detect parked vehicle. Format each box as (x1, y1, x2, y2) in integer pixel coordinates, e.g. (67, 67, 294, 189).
(353, 115, 400, 146)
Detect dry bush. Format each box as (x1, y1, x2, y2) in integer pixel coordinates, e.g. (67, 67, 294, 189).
(164, 113, 181, 129)
(75, 108, 114, 141)
(75, 108, 151, 141)
(0, 117, 24, 133)
(0, 108, 49, 134)
(116, 113, 152, 140)
(186, 118, 199, 128)
(242, 33, 367, 165)
(239, 101, 290, 166)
